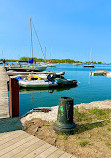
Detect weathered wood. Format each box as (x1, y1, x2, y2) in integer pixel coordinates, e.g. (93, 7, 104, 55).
(0, 66, 9, 118)
(0, 130, 76, 158)
(9, 78, 19, 117)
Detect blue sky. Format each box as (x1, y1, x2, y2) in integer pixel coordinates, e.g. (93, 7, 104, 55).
(0, 0, 111, 62)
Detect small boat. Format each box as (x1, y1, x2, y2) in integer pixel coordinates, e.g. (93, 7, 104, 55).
(55, 78, 77, 86)
(89, 70, 107, 76)
(83, 49, 95, 68)
(106, 72, 111, 78)
(72, 63, 82, 65)
(5, 65, 47, 72)
(39, 62, 56, 67)
(83, 64, 95, 68)
(0, 61, 3, 64)
(19, 79, 58, 88)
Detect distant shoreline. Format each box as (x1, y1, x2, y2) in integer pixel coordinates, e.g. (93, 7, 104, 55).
(0, 58, 110, 64)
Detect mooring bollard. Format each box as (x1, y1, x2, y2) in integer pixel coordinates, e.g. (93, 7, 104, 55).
(53, 97, 76, 134)
(9, 78, 19, 118)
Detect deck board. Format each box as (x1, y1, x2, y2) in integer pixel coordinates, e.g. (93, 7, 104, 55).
(0, 66, 9, 119)
(0, 130, 76, 158)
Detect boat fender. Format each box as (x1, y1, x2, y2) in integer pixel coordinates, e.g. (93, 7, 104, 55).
(28, 75, 41, 80)
(16, 76, 22, 80)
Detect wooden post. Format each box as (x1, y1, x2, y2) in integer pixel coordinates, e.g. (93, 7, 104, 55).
(9, 78, 19, 118)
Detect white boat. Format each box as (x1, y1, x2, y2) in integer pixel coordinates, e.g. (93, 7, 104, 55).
(42, 63, 56, 67)
(89, 70, 105, 76)
(19, 79, 58, 88)
(106, 72, 111, 78)
(7, 70, 65, 77)
(72, 63, 82, 65)
(83, 64, 95, 68)
(0, 61, 3, 64)
(83, 48, 95, 68)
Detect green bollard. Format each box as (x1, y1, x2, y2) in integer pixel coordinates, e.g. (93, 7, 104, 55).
(53, 97, 76, 134)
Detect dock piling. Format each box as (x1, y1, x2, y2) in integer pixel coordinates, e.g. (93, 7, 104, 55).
(9, 78, 19, 118)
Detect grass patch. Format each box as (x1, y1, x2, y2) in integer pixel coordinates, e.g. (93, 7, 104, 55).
(107, 127, 111, 132)
(74, 107, 111, 123)
(89, 107, 111, 120)
(44, 123, 50, 126)
(79, 140, 89, 147)
(57, 134, 68, 140)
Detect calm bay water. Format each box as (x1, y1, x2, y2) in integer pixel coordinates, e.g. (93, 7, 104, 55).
(18, 63, 111, 116)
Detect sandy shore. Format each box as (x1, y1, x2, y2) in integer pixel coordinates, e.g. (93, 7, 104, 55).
(21, 100, 111, 126)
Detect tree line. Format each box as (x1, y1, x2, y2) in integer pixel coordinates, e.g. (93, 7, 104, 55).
(0, 57, 109, 64)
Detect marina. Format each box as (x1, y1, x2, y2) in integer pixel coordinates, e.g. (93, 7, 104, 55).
(0, 1, 111, 157)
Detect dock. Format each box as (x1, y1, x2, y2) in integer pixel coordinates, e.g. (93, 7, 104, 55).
(0, 66, 9, 119)
(0, 130, 76, 158)
(0, 66, 76, 157)
(89, 70, 110, 76)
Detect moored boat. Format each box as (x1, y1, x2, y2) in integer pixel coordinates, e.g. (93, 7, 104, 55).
(55, 78, 77, 86)
(19, 79, 58, 88)
(106, 72, 111, 78)
(83, 64, 95, 68)
(0, 61, 3, 64)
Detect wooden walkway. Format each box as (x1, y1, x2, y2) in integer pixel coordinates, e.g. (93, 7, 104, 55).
(0, 130, 76, 158)
(0, 66, 9, 119)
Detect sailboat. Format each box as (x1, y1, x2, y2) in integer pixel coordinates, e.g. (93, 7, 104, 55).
(6, 19, 47, 72)
(40, 48, 56, 67)
(83, 48, 95, 68)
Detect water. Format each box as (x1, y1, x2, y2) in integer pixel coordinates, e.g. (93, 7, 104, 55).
(17, 63, 111, 116)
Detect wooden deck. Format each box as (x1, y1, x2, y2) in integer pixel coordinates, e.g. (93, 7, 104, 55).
(0, 66, 9, 119)
(0, 130, 76, 158)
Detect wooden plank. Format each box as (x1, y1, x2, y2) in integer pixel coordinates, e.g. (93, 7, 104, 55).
(0, 137, 40, 158)
(47, 149, 64, 158)
(0, 131, 25, 146)
(0, 130, 23, 141)
(23, 143, 51, 158)
(0, 66, 9, 118)
(12, 140, 46, 158)
(35, 146, 58, 158)
(71, 156, 77, 158)
(0, 132, 32, 156)
(59, 152, 73, 158)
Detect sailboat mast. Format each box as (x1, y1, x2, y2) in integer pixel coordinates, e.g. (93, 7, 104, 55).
(30, 18, 33, 59)
(51, 48, 52, 62)
(45, 47, 46, 61)
(32, 23, 46, 61)
(90, 48, 92, 63)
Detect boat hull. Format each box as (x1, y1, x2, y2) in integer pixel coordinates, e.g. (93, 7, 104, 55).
(19, 80, 58, 88)
(83, 65, 95, 68)
(5, 67, 47, 72)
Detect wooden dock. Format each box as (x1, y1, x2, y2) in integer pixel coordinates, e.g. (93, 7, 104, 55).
(0, 130, 76, 158)
(0, 66, 76, 157)
(0, 66, 9, 119)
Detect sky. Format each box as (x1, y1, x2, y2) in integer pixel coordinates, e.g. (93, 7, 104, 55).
(0, 0, 111, 62)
